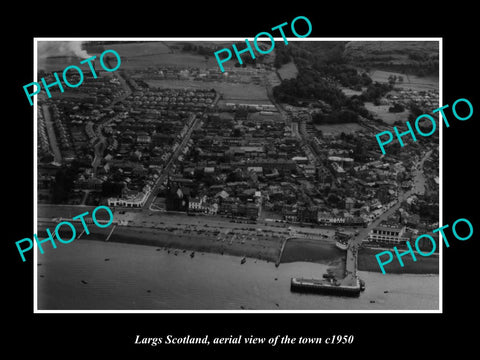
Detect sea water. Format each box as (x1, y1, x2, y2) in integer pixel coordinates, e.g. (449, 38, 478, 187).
(36, 240, 439, 311)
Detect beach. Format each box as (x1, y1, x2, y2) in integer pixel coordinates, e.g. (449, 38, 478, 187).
(43, 220, 439, 275)
(41, 222, 284, 263)
(36, 219, 440, 310)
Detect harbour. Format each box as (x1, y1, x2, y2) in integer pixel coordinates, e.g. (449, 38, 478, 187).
(290, 234, 363, 297)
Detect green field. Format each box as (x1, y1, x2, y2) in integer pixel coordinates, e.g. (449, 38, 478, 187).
(107, 42, 171, 56)
(277, 60, 298, 80)
(314, 122, 365, 135)
(106, 41, 219, 69)
(344, 41, 439, 65)
(146, 79, 269, 102)
(369, 70, 438, 91)
(248, 112, 282, 122)
(364, 102, 410, 125)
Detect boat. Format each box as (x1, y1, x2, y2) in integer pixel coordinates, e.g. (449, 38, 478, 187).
(241, 257, 246, 264)
(290, 277, 361, 297)
(335, 240, 349, 251)
(359, 279, 366, 291)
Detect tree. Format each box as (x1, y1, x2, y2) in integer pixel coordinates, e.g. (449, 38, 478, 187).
(101, 181, 124, 197)
(388, 103, 405, 113)
(51, 166, 77, 204)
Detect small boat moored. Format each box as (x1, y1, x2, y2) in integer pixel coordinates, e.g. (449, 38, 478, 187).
(359, 279, 366, 291)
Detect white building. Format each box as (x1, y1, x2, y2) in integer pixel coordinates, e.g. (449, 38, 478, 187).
(108, 185, 151, 208)
(368, 223, 409, 244)
(188, 195, 218, 215)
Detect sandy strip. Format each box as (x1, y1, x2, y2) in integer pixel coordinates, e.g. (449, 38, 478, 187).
(40, 222, 439, 274)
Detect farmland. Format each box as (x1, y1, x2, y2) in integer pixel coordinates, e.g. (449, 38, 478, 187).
(344, 41, 439, 68)
(364, 69, 439, 124)
(105, 41, 218, 69)
(369, 70, 438, 91)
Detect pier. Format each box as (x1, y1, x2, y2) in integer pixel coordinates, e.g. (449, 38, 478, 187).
(290, 232, 363, 296)
(275, 237, 290, 267)
(340, 243, 359, 287)
(105, 224, 117, 242)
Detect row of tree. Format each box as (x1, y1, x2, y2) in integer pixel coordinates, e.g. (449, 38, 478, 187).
(272, 42, 379, 124)
(182, 43, 212, 56)
(313, 63, 373, 90)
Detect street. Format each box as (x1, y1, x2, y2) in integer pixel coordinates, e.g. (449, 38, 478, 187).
(42, 104, 62, 164)
(352, 149, 433, 247)
(143, 93, 221, 210)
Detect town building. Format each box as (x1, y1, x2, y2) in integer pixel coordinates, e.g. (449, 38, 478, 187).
(368, 222, 410, 244)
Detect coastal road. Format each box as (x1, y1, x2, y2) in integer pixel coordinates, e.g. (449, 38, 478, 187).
(37, 203, 334, 241)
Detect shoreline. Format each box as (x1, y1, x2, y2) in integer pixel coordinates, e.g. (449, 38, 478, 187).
(41, 223, 439, 275)
(46, 224, 283, 263)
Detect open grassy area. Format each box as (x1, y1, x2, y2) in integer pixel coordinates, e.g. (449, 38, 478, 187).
(344, 41, 439, 67)
(369, 70, 438, 91)
(277, 60, 298, 80)
(146, 79, 270, 101)
(314, 122, 366, 135)
(364, 102, 410, 125)
(247, 112, 282, 122)
(107, 42, 171, 56)
(105, 41, 218, 69)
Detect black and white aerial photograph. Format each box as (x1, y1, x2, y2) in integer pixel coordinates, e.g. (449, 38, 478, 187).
(34, 39, 440, 311)
(8, 3, 480, 357)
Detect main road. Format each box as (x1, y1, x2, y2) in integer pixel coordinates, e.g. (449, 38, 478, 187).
(143, 93, 221, 210)
(41, 104, 62, 164)
(341, 148, 434, 283)
(143, 113, 199, 210)
(352, 149, 433, 247)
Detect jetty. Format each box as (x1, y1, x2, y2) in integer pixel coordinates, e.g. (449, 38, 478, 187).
(291, 234, 364, 297)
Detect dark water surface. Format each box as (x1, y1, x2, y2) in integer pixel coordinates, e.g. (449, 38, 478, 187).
(37, 240, 439, 311)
